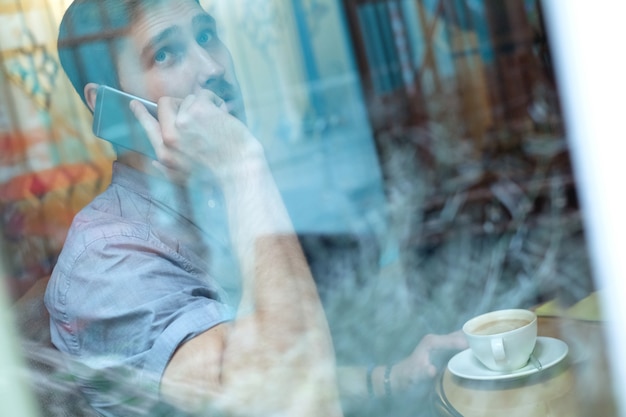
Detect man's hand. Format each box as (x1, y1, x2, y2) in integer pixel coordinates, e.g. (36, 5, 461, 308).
(130, 89, 261, 183)
(391, 331, 468, 391)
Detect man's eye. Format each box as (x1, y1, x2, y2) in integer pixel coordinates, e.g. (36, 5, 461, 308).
(154, 50, 169, 63)
(197, 30, 213, 45)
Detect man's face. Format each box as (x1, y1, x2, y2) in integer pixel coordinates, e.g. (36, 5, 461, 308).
(115, 0, 246, 122)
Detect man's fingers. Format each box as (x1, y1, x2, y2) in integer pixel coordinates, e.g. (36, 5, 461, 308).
(193, 86, 227, 110)
(178, 94, 197, 115)
(157, 97, 184, 148)
(422, 332, 468, 351)
(130, 100, 163, 153)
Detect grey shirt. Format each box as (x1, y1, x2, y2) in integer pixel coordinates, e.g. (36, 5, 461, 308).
(44, 162, 239, 416)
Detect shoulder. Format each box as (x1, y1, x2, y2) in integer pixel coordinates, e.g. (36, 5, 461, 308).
(56, 201, 150, 270)
(62, 179, 157, 251)
(46, 189, 161, 311)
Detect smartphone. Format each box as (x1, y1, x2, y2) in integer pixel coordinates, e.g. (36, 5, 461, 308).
(92, 85, 158, 159)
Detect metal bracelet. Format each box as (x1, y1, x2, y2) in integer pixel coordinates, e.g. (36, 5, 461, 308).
(366, 364, 375, 399)
(384, 364, 393, 398)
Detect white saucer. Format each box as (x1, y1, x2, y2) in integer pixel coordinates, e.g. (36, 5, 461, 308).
(448, 336, 569, 381)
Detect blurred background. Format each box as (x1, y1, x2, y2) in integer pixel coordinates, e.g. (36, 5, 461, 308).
(0, 0, 619, 416)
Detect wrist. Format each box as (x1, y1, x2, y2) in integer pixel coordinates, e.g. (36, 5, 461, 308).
(215, 144, 269, 189)
(366, 364, 375, 399)
(383, 364, 394, 398)
(193, 132, 265, 183)
(367, 364, 396, 398)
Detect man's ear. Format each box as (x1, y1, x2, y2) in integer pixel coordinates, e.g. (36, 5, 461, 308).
(84, 83, 100, 112)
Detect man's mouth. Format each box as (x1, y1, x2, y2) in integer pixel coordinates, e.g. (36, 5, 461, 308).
(206, 81, 245, 122)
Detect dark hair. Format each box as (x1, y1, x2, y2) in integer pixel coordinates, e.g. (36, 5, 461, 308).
(57, 0, 139, 106)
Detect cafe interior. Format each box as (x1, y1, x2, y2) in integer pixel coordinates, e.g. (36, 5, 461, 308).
(0, 0, 624, 416)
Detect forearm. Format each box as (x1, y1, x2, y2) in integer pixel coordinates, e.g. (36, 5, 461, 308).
(220, 147, 326, 330)
(335, 332, 468, 402)
(337, 365, 398, 400)
(216, 147, 340, 415)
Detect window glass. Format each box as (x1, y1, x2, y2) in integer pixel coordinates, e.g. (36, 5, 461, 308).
(0, 1, 619, 416)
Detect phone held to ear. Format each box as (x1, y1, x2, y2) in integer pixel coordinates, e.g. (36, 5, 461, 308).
(92, 85, 158, 159)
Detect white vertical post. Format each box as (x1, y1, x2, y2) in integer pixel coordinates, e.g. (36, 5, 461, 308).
(542, 2, 626, 416)
(0, 259, 40, 416)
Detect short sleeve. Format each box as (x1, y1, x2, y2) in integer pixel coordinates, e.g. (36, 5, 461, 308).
(45, 226, 234, 408)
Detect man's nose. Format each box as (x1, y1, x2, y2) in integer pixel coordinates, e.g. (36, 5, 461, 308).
(192, 45, 225, 87)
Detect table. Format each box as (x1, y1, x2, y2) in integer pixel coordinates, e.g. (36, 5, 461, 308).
(432, 316, 618, 417)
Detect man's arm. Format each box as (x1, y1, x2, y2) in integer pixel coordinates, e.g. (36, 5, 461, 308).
(133, 92, 343, 417)
(336, 332, 467, 400)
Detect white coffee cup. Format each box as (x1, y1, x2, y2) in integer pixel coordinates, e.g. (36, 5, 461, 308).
(462, 309, 537, 372)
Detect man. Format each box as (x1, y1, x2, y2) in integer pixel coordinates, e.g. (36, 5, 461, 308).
(45, 1, 465, 416)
